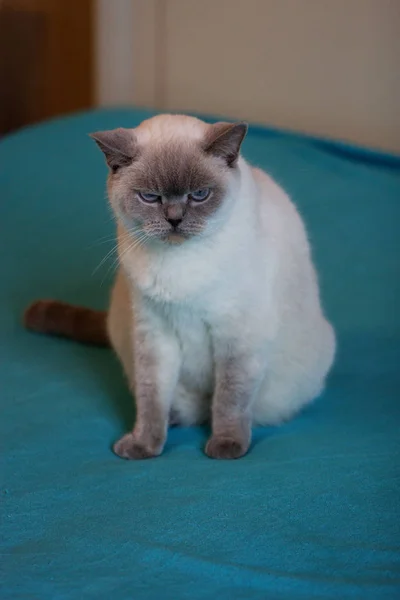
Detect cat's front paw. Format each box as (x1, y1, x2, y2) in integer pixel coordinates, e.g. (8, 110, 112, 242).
(205, 435, 249, 460)
(113, 433, 162, 460)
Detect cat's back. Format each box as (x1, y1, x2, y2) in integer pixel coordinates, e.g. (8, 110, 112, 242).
(250, 165, 311, 253)
(251, 166, 301, 220)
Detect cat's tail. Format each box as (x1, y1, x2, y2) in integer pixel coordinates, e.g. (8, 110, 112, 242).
(24, 300, 110, 347)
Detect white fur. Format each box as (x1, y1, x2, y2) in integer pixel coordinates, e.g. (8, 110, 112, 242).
(134, 114, 208, 147)
(107, 117, 335, 427)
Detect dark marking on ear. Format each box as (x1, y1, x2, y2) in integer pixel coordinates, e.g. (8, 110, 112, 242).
(204, 122, 248, 167)
(90, 128, 138, 172)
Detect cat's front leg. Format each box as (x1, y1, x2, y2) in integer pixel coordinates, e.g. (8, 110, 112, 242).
(206, 352, 263, 460)
(113, 303, 180, 460)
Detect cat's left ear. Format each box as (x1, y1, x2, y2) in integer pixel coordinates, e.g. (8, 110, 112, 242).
(204, 122, 248, 167)
(89, 128, 138, 172)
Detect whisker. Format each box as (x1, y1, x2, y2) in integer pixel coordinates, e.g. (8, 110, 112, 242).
(99, 230, 150, 287)
(87, 235, 118, 249)
(92, 244, 118, 276)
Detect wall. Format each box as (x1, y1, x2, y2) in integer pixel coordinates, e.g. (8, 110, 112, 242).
(97, 0, 400, 152)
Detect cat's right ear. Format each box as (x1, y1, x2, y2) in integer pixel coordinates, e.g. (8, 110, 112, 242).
(204, 122, 248, 167)
(89, 128, 138, 172)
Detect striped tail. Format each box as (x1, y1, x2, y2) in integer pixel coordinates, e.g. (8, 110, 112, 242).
(24, 300, 109, 347)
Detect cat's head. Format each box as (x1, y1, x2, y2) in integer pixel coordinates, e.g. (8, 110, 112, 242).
(90, 115, 247, 244)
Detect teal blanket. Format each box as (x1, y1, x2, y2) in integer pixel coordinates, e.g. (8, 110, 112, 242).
(1, 109, 399, 599)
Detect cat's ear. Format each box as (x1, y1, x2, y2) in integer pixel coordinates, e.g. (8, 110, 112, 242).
(89, 128, 138, 172)
(204, 122, 248, 167)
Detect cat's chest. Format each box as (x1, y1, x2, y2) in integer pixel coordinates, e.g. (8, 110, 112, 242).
(130, 247, 219, 304)
(164, 305, 214, 392)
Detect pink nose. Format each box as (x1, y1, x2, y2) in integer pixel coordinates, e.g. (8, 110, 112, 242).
(165, 203, 184, 228)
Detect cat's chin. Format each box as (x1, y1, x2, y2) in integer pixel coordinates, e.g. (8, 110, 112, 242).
(162, 232, 189, 245)
(167, 233, 186, 245)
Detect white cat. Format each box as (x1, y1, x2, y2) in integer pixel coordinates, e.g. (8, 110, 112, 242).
(25, 114, 335, 459)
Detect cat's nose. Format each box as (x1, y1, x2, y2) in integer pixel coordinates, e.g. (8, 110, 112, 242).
(165, 204, 184, 229)
(167, 217, 183, 229)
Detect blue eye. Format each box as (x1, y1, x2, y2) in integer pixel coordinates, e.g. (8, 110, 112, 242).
(189, 188, 210, 202)
(138, 191, 161, 203)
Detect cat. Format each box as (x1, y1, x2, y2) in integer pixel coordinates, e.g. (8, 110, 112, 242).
(25, 114, 335, 460)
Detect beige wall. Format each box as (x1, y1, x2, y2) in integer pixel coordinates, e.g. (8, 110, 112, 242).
(130, 0, 400, 152)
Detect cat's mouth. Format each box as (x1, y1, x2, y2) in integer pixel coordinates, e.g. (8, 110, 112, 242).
(141, 227, 193, 245)
(138, 228, 189, 244)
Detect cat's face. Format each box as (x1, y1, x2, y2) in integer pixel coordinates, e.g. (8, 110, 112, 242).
(91, 115, 247, 244)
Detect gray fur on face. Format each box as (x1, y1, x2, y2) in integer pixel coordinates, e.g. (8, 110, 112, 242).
(91, 122, 247, 241)
(118, 142, 228, 239)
